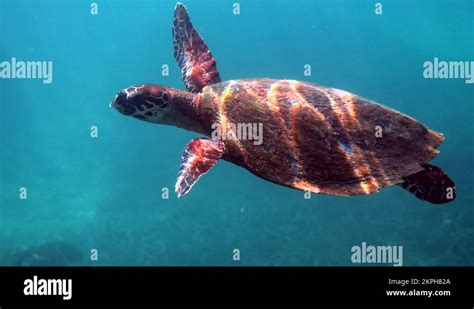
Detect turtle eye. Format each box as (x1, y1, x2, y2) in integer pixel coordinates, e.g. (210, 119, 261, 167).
(162, 91, 170, 102)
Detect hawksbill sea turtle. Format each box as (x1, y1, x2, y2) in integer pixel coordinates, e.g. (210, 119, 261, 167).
(110, 3, 455, 204)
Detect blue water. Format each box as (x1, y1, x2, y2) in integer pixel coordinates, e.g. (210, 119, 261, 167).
(0, 0, 473, 266)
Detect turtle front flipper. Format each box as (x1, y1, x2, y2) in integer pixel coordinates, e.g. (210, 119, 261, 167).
(173, 3, 221, 93)
(175, 138, 225, 197)
(399, 164, 456, 205)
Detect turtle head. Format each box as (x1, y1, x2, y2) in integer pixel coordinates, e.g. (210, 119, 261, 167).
(111, 84, 205, 133)
(110, 84, 180, 124)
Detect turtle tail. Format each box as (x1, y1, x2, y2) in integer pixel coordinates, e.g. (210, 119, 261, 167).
(399, 164, 456, 205)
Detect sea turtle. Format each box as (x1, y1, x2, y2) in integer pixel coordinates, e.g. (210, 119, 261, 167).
(110, 3, 455, 204)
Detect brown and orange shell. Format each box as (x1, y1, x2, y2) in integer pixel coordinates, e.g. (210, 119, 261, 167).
(196, 79, 443, 196)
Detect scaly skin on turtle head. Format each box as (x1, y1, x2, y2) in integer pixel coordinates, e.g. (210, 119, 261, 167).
(111, 84, 177, 122)
(110, 84, 205, 134)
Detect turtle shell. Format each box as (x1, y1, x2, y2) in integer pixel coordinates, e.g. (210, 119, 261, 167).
(198, 79, 444, 196)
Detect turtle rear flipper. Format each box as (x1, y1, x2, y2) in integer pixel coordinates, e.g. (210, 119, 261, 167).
(173, 3, 221, 93)
(400, 164, 456, 205)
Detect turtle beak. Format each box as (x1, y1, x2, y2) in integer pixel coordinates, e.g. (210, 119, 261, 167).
(109, 94, 118, 108)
